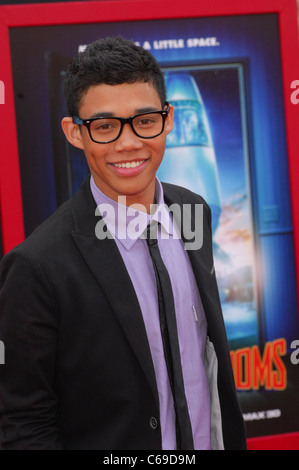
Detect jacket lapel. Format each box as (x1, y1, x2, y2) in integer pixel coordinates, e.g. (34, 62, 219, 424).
(69, 178, 159, 406)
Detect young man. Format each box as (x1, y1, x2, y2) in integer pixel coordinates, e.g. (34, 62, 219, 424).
(0, 37, 246, 450)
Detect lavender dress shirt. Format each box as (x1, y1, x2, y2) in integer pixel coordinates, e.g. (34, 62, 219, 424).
(90, 176, 211, 450)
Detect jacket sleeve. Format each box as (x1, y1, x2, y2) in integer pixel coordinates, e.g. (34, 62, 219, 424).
(0, 247, 63, 449)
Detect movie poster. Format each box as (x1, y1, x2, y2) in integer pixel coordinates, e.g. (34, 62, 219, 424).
(9, 13, 299, 439)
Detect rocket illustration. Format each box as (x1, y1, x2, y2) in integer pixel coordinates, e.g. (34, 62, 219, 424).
(157, 71, 222, 235)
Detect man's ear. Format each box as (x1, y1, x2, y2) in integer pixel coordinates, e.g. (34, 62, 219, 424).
(164, 103, 174, 135)
(61, 117, 84, 150)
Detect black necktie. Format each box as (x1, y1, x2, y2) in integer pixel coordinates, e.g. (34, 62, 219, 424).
(146, 221, 194, 450)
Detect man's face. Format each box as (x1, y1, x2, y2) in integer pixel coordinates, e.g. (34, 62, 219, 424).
(63, 81, 173, 209)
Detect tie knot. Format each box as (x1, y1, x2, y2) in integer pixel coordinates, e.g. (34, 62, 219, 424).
(146, 221, 159, 247)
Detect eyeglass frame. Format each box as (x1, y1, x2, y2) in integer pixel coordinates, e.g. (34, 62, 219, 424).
(73, 101, 170, 144)
(72, 102, 170, 144)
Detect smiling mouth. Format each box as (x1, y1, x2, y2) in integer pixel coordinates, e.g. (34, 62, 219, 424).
(111, 160, 146, 169)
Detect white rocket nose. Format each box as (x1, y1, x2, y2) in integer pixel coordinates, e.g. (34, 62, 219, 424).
(158, 71, 222, 234)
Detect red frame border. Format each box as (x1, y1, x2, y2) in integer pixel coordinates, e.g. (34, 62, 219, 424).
(0, 0, 299, 450)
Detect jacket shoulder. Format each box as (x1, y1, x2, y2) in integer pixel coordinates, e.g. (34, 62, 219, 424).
(161, 181, 209, 206)
(161, 182, 211, 221)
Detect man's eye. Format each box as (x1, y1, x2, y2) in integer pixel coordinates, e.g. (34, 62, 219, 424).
(93, 121, 118, 133)
(98, 123, 112, 130)
(140, 119, 153, 125)
(137, 117, 156, 127)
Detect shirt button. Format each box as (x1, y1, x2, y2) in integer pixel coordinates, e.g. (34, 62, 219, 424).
(149, 416, 158, 430)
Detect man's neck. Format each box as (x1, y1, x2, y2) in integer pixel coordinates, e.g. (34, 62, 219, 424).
(91, 177, 157, 214)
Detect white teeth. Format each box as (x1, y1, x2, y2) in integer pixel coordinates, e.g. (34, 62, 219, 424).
(113, 160, 145, 169)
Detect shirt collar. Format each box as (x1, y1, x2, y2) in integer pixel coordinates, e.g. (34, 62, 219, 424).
(90, 175, 174, 250)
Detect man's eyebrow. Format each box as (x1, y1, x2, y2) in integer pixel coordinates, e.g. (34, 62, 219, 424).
(88, 111, 114, 119)
(88, 107, 160, 119)
(135, 106, 160, 114)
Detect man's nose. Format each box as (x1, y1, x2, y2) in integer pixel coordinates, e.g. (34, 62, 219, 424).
(114, 122, 143, 151)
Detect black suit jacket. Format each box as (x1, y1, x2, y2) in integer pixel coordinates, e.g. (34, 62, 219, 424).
(0, 177, 246, 450)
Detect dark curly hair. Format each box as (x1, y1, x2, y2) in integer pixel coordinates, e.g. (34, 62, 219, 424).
(64, 36, 166, 117)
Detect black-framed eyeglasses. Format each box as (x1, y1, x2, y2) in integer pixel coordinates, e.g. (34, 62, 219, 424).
(73, 102, 170, 144)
